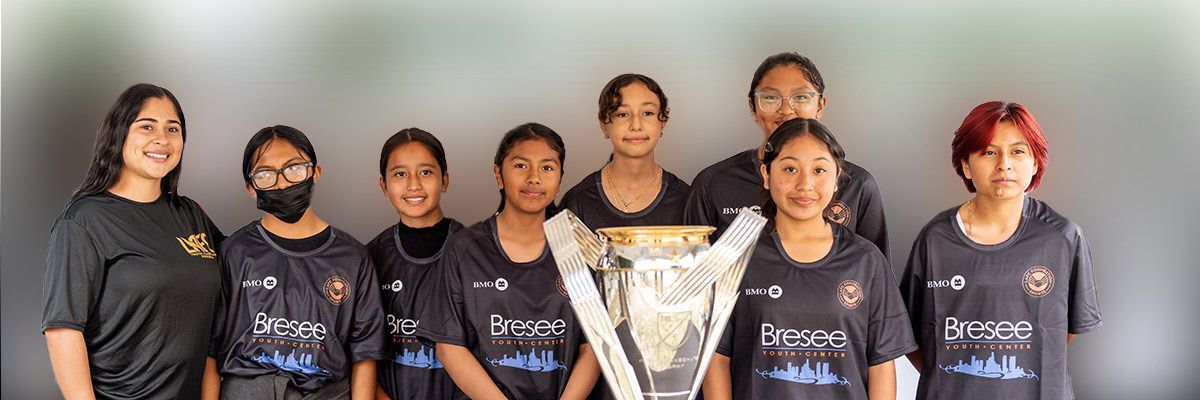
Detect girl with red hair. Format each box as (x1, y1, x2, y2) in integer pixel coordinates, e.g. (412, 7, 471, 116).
(899, 101, 1102, 399)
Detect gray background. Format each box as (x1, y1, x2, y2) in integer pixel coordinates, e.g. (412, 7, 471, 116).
(4, 0, 1198, 398)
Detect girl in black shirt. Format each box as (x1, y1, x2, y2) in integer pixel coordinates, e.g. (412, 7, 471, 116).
(205, 125, 386, 399)
(368, 128, 466, 400)
(559, 74, 690, 229)
(42, 83, 225, 400)
(703, 119, 914, 400)
(419, 123, 601, 399)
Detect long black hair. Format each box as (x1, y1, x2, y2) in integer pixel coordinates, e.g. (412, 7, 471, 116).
(379, 127, 448, 177)
(492, 122, 566, 216)
(71, 83, 186, 200)
(242, 125, 318, 187)
(760, 118, 846, 222)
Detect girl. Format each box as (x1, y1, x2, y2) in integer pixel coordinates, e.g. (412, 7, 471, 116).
(418, 123, 600, 399)
(367, 128, 466, 400)
(900, 101, 1102, 399)
(559, 74, 690, 229)
(685, 52, 889, 257)
(42, 83, 224, 399)
(205, 125, 386, 399)
(703, 118, 915, 400)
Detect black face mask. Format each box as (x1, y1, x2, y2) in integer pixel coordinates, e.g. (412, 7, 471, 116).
(255, 178, 314, 224)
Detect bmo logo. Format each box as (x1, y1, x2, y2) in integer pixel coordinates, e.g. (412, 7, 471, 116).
(745, 285, 783, 298)
(242, 276, 277, 290)
(927, 275, 966, 291)
(383, 280, 402, 292)
(472, 278, 509, 291)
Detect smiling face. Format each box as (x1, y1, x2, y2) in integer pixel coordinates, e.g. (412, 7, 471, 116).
(117, 96, 184, 185)
(751, 65, 826, 140)
(761, 134, 839, 224)
(494, 138, 562, 216)
(601, 82, 665, 159)
(380, 142, 447, 226)
(961, 120, 1038, 201)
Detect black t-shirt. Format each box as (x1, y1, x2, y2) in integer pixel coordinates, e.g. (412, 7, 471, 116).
(418, 216, 585, 399)
(559, 169, 690, 229)
(685, 148, 890, 257)
(367, 218, 467, 400)
(900, 197, 1102, 400)
(42, 192, 224, 400)
(210, 221, 387, 392)
(716, 223, 915, 399)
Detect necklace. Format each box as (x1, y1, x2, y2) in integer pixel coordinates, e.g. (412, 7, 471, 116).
(604, 165, 662, 213)
(966, 199, 975, 239)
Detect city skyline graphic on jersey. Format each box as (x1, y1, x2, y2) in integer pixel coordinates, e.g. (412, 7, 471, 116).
(252, 349, 332, 377)
(394, 344, 443, 369)
(757, 359, 851, 386)
(487, 349, 568, 372)
(940, 352, 1040, 380)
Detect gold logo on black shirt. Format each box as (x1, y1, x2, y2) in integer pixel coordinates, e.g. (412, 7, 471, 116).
(324, 275, 351, 305)
(176, 233, 216, 259)
(1022, 266, 1054, 298)
(837, 280, 863, 310)
(824, 201, 851, 226)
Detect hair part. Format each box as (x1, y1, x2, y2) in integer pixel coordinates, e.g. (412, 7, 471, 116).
(597, 73, 670, 124)
(950, 101, 1049, 193)
(379, 127, 448, 177)
(759, 118, 846, 223)
(748, 52, 826, 112)
(492, 122, 566, 216)
(241, 125, 318, 187)
(71, 83, 186, 201)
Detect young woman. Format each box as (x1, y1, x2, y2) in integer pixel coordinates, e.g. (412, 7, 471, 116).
(205, 126, 386, 399)
(559, 73, 689, 229)
(900, 102, 1102, 399)
(417, 123, 600, 399)
(42, 83, 224, 400)
(702, 118, 915, 400)
(685, 52, 889, 256)
(367, 128, 466, 400)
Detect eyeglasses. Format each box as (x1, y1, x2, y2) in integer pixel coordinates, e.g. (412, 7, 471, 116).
(249, 162, 314, 190)
(753, 92, 821, 113)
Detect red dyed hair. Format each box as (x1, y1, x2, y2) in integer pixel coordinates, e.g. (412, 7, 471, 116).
(951, 101, 1048, 193)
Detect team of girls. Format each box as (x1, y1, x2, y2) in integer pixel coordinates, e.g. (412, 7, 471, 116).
(44, 52, 1099, 400)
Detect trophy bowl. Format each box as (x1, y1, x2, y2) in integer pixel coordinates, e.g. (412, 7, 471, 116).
(545, 209, 765, 400)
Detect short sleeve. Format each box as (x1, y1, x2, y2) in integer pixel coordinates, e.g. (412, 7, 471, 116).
(852, 172, 890, 260)
(208, 253, 234, 358)
(714, 314, 735, 357)
(865, 252, 917, 365)
(898, 234, 928, 344)
(1067, 229, 1102, 334)
(41, 218, 106, 332)
(348, 256, 388, 362)
(416, 244, 469, 347)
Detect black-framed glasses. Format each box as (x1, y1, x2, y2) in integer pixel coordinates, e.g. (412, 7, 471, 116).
(249, 162, 314, 190)
(754, 91, 821, 113)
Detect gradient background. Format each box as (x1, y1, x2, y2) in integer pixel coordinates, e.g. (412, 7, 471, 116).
(4, 0, 1198, 398)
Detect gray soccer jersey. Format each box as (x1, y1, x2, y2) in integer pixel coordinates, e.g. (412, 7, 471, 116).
(900, 197, 1102, 399)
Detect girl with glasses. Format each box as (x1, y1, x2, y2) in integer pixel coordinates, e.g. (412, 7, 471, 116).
(205, 125, 387, 399)
(685, 52, 889, 258)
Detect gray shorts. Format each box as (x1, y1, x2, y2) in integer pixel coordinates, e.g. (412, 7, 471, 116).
(220, 374, 350, 400)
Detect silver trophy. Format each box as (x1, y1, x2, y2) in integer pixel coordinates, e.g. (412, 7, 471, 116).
(544, 209, 766, 400)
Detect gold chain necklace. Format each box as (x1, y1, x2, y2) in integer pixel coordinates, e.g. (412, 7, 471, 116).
(604, 165, 662, 213)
